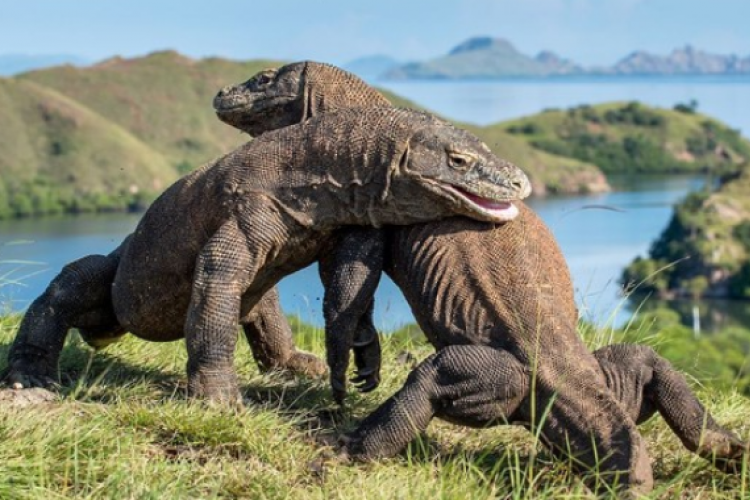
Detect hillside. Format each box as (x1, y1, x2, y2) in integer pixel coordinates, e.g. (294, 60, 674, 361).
(501, 101, 750, 175)
(0, 52, 608, 219)
(622, 168, 750, 300)
(19, 52, 282, 172)
(5, 53, 748, 220)
(0, 77, 175, 216)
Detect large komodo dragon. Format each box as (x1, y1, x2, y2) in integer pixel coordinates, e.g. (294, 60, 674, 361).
(214, 61, 748, 493)
(3, 107, 532, 403)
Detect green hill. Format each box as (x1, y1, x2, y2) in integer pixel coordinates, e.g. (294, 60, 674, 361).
(502, 101, 750, 175)
(0, 78, 175, 216)
(19, 52, 282, 172)
(622, 168, 750, 300)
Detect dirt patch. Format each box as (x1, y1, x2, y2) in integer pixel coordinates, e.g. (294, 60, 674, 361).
(0, 387, 58, 407)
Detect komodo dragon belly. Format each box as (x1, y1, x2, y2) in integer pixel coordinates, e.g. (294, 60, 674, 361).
(112, 198, 330, 341)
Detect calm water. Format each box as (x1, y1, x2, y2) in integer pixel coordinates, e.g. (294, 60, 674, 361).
(377, 75, 750, 135)
(2, 76, 750, 330)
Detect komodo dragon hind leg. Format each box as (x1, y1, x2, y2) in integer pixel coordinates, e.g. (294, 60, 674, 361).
(595, 344, 749, 474)
(341, 345, 528, 458)
(4, 249, 124, 389)
(320, 227, 385, 405)
(343, 343, 653, 494)
(242, 287, 327, 378)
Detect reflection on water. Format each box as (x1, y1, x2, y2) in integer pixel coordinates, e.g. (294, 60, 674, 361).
(0, 174, 732, 332)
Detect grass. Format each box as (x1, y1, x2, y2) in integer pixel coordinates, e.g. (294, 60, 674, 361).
(0, 316, 748, 499)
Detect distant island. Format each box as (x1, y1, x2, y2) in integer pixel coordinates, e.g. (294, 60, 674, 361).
(348, 36, 750, 79)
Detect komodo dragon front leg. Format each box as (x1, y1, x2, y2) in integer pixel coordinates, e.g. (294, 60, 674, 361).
(185, 207, 279, 403)
(342, 344, 748, 474)
(317, 227, 385, 403)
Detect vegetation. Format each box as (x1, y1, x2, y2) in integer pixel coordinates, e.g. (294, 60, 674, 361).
(505, 101, 750, 175)
(622, 167, 750, 300)
(0, 315, 748, 499)
(1, 52, 749, 221)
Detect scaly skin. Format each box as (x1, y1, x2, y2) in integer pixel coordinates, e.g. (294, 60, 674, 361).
(4, 107, 530, 405)
(214, 61, 748, 493)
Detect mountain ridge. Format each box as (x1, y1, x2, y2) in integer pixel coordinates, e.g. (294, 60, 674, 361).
(378, 37, 750, 79)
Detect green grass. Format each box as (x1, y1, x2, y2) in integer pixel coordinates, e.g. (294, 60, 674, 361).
(0, 316, 748, 499)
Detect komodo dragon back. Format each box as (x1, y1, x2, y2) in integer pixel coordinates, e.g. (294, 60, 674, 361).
(215, 61, 390, 135)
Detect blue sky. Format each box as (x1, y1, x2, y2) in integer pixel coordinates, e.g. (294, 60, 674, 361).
(1, 0, 748, 65)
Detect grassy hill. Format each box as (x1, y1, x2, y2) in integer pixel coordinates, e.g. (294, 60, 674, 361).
(0, 316, 748, 499)
(0, 78, 175, 216)
(622, 168, 750, 300)
(19, 52, 281, 172)
(503, 101, 750, 175)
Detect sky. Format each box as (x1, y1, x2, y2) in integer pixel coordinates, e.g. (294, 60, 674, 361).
(1, 0, 748, 66)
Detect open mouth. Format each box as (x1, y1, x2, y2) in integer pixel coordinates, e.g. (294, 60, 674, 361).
(444, 185, 520, 222)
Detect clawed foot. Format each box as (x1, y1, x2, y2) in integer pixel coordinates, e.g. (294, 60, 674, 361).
(351, 366, 379, 393)
(331, 366, 381, 405)
(2, 351, 58, 390)
(187, 367, 242, 406)
(702, 431, 750, 474)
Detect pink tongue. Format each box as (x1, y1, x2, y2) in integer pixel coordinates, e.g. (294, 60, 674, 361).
(460, 190, 511, 210)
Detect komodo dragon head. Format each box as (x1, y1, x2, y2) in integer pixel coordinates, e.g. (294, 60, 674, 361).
(214, 61, 391, 137)
(387, 112, 531, 222)
(216, 63, 531, 221)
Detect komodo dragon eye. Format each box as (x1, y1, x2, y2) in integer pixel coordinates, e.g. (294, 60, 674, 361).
(446, 151, 476, 171)
(252, 70, 275, 88)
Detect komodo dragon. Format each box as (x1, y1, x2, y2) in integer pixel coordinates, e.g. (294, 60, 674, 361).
(214, 61, 748, 493)
(3, 107, 531, 403)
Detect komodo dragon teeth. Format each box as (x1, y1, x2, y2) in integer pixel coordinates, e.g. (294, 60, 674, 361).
(212, 60, 749, 495)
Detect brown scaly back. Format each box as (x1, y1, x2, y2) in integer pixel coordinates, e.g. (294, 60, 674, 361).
(299, 61, 391, 120)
